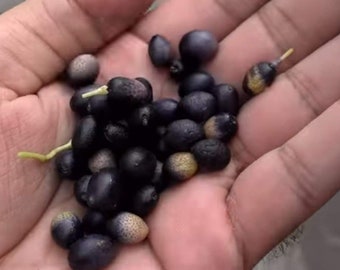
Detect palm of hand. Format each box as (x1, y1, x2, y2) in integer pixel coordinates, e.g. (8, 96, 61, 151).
(0, 0, 340, 269)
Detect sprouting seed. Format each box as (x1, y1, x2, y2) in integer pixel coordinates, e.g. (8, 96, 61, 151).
(243, 48, 294, 96)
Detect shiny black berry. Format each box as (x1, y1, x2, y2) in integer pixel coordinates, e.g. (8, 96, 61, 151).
(86, 168, 122, 214)
(178, 91, 216, 122)
(74, 175, 91, 207)
(55, 150, 87, 180)
(119, 147, 157, 188)
(148, 35, 174, 67)
(178, 71, 215, 97)
(164, 119, 205, 151)
(153, 99, 179, 125)
(191, 139, 231, 172)
(72, 116, 98, 155)
(51, 211, 83, 249)
(131, 185, 159, 217)
(179, 30, 218, 69)
(68, 234, 117, 270)
(103, 122, 130, 153)
(210, 84, 239, 115)
(107, 77, 152, 112)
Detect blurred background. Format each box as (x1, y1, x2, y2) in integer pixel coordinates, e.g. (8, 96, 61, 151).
(1, 1, 340, 269)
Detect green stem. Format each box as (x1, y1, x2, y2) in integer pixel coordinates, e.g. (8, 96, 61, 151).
(18, 140, 72, 162)
(82, 85, 108, 98)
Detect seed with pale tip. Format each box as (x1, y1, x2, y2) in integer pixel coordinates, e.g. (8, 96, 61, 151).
(106, 212, 149, 244)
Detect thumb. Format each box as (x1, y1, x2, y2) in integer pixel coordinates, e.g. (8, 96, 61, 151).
(0, 0, 153, 97)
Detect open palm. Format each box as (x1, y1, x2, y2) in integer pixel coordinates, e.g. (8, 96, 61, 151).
(0, 0, 339, 269)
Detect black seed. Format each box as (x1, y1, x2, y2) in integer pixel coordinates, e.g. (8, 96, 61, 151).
(83, 210, 107, 234)
(68, 234, 117, 270)
(87, 168, 122, 214)
(70, 85, 99, 117)
(103, 122, 130, 153)
(153, 99, 179, 125)
(72, 116, 98, 155)
(88, 149, 116, 174)
(74, 175, 91, 207)
(119, 147, 157, 188)
(107, 77, 152, 112)
(155, 138, 172, 161)
(178, 71, 215, 97)
(55, 150, 87, 180)
(210, 84, 239, 115)
(243, 62, 277, 96)
(179, 30, 218, 69)
(148, 35, 174, 67)
(163, 152, 198, 183)
(87, 95, 112, 122)
(164, 119, 205, 152)
(128, 104, 157, 132)
(191, 139, 231, 172)
(150, 161, 166, 192)
(51, 211, 83, 249)
(169, 59, 186, 81)
(66, 54, 99, 87)
(135, 77, 153, 100)
(178, 92, 216, 122)
(204, 113, 238, 142)
(131, 185, 159, 217)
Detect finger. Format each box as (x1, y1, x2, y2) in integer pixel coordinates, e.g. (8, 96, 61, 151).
(229, 34, 340, 173)
(134, 0, 269, 44)
(0, 0, 153, 96)
(0, 85, 74, 255)
(227, 100, 340, 267)
(208, 0, 340, 90)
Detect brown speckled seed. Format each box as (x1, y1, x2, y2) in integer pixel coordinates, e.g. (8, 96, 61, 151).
(204, 113, 238, 142)
(163, 152, 198, 183)
(106, 212, 149, 244)
(88, 149, 116, 173)
(67, 54, 99, 86)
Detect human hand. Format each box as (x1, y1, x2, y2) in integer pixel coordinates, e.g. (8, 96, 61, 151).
(0, 0, 339, 269)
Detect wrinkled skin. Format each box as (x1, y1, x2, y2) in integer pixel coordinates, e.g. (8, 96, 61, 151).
(0, 0, 340, 269)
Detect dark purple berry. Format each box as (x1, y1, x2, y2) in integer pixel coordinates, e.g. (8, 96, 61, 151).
(119, 147, 157, 188)
(191, 139, 231, 172)
(72, 116, 98, 155)
(86, 168, 122, 214)
(68, 234, 117, 270)
(164, 119, 205, 152)
(148, 35, 174, 67)
(178, 71, 215, 97)
(131, 185, 159, 217)
(74, 175, 91, 206)
(178, 91, 217, 122)
(210, 84, 239, 115)
(179, 30, 218, 69)
(51, 211, 83, 249)
(153, 99, 179, 125)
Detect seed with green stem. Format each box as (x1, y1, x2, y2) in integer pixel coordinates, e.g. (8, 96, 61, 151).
(243, 48, 294, 95)
(17, 140, 72, 162)
(82, 85, 109, 99)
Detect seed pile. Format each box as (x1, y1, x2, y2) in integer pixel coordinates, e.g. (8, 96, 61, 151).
(18, 29, 293, 270)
